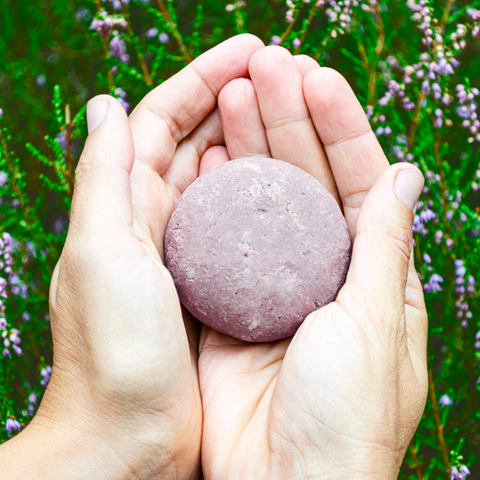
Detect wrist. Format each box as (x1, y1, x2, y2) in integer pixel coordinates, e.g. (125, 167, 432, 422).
(0, 416, 132, 479)
(0, 408, 192, 480)
(285, 442, 402, 480)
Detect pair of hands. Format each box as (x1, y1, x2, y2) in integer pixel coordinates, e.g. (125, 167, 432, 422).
(0, 35, 428, 479)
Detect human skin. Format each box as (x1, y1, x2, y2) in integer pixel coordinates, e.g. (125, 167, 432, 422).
(0, 34, 265, 479)
(198, 47, 428, 480)
(0, 40, 427, 480)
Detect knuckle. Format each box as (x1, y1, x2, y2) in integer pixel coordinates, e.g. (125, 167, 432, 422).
(74, 146, 99, 189)
(369, 208, 414, 259)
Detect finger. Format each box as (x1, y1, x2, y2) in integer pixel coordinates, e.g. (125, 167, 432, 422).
(249, 46, 339, 202)
(293, 54, 320, 77)
(164, 108, 224, 192)
(129, 34, 264, 176)
(129, 109, 225, 253)
(218, 78, 270, 160)
(199, 146, 230, 175)
(303, 68, 389, 239)
(405, 253, 428, 380)
(344, 164, 424, 322)
(128, 34, 264, 253)
(68, 95, 134, 237)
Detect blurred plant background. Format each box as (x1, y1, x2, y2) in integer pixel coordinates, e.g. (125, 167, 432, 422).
(0, 0, 479, 477)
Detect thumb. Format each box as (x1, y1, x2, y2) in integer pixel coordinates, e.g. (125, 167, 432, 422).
(68, 95, 134, 238)
(346, 163, 424, 318)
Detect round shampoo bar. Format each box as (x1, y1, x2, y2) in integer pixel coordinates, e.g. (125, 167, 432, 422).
(164, 157, 351, 342)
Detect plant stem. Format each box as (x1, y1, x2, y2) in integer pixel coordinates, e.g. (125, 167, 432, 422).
(432, 131, 455, 249)
(155, 0, 192, 63)
(314, 31, 333, 62)
(0, 131, 60, 259)
(439, 0, 456, 34)
(409, 442, 425, 480)
(64, 105, 73, 195)
(407, 92, 426, 150)
(123, 6, 153, 85)
(280, 15, 298, 43)
(408, 0, 454, 149)
(428, 369, 451, 474)
(368, 4, 385, 102)
(94, 0, 115, 90)
(294, 2, 318, 54)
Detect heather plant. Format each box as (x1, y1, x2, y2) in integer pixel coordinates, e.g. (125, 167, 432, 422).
(0, 0, 480, 477)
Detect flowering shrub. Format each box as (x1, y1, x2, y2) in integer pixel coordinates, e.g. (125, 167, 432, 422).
(1, 0, 479, 477)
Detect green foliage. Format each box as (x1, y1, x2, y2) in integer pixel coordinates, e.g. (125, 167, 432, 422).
(0, 0, 479, 477)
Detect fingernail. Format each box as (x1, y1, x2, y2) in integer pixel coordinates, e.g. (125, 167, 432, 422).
(87, 97, 108, 134)
(395, 169, 425, 211)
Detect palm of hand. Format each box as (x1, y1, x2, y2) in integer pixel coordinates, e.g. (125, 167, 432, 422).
(47, 36, 265, 479)
(197, 47, 428, 480)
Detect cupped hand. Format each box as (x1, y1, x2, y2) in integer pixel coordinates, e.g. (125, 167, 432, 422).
(0, 35, 264, 480)
(198, 47, 428, 480)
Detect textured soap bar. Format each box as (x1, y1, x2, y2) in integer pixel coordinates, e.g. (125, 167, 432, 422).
(164, 156, 351, 342)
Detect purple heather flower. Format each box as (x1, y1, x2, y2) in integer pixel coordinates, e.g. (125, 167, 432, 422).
(53, 217, 68, 235)
(378, 95, 390, 106)
(423, 253, 431, 264)
(36, 75, 46, 87)
(40, 366, 52, 387)
(5, 418, 21, 435)
(110, 35, 129, 63)
(0, 109, 3, 117)
(455, 264, 466, 278)
(146, 27, 158, 38)
(114, 87, 127, 99)
(457, 106, 470, 118)
(438, 394, 453, 406)
(451, 465, 471, 480)
(159, 32, 169, 44)
(56, 131, 68, 152)
(76, 7, 92, 22)
(292, 38, 301, 49)
(421, 80, 430, 94)
(25, 241, 36, 257)
(90, 18, 102, 32)
(270, 35, 282, 45)
(0, 171, 7, 188)
(460, 465, 471, 476)
(419, 208, 436, 223)
(450, 467, 460, 480)
(12, 344, 22, 355)
(424, 273, 443, 293)
(118, 96, 130, 113)
(22, 312, 30, 322)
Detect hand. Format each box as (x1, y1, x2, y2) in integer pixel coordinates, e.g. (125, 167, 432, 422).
(198, 46, 428, 480)
(0, 34, 264, 479)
